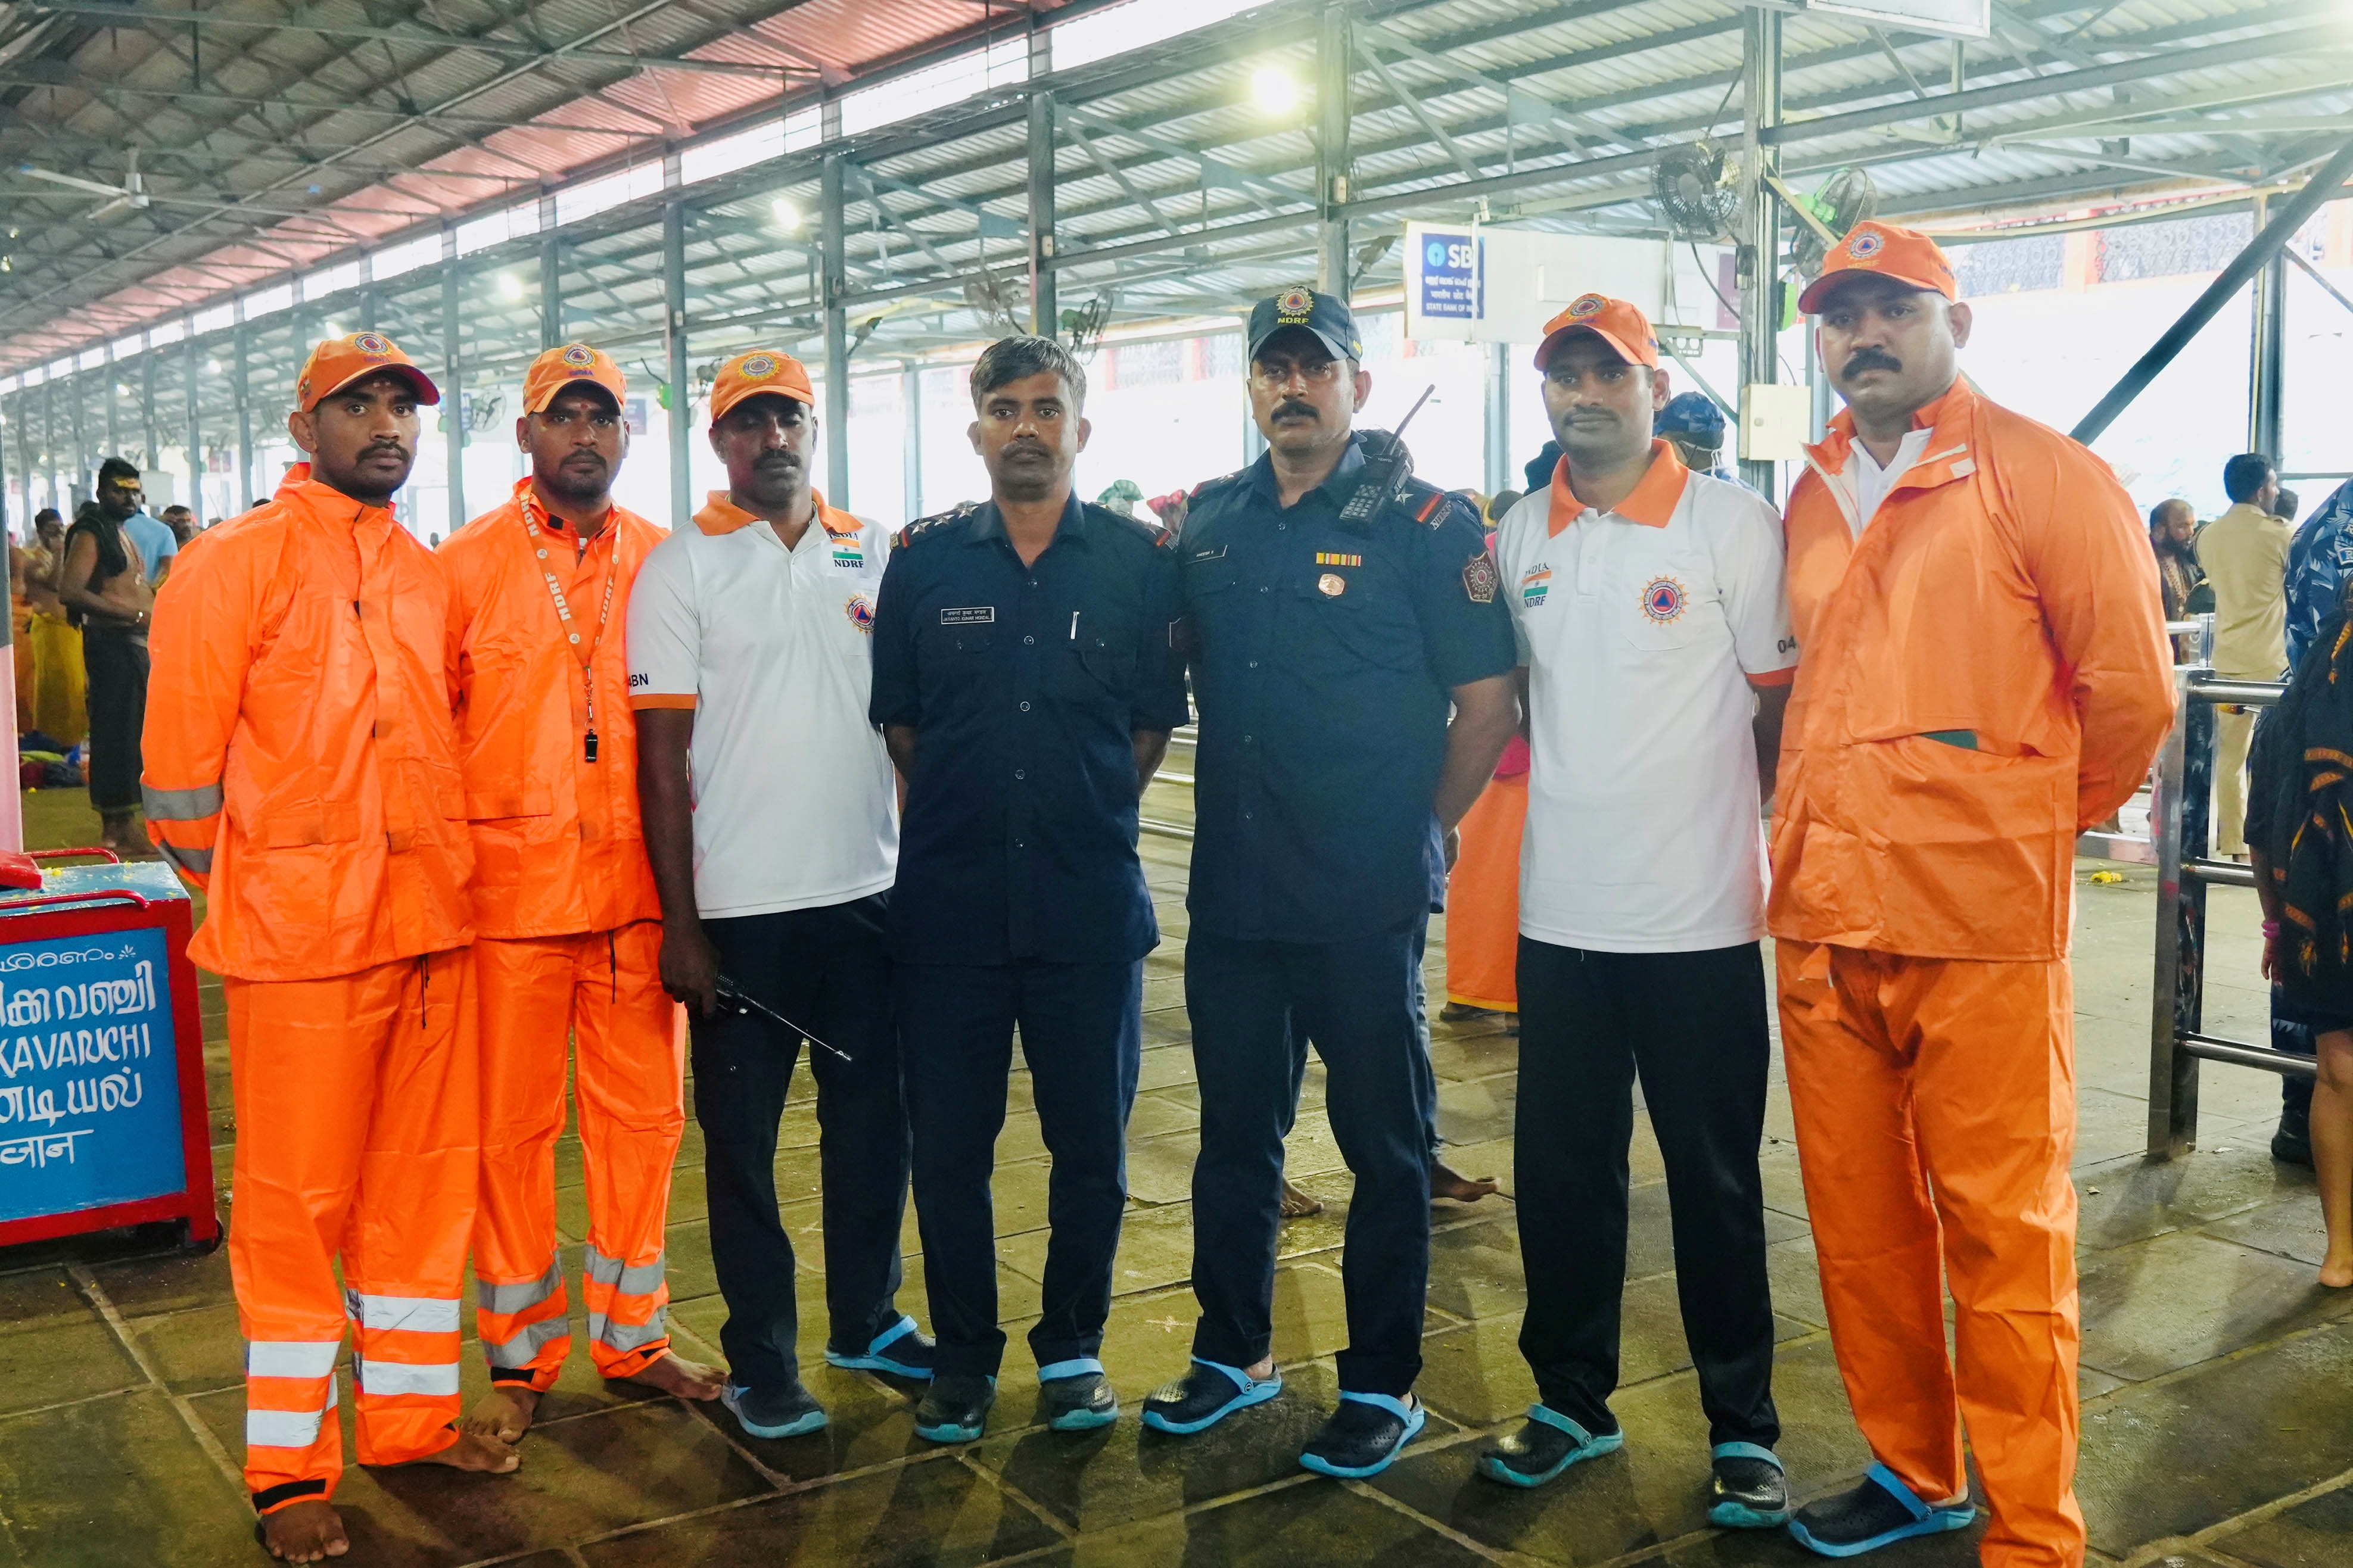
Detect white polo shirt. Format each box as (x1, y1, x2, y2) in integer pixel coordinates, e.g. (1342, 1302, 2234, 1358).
(625, 490, 898, 919)
(1494, 441, 1797, 953)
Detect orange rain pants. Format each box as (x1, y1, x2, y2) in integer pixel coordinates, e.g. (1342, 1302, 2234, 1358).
(230, 949, 478, 1514)
(472, 921, 686, 1389)
(1778, 939, 2082, 1568)
(1444, 766, 1526, 1012)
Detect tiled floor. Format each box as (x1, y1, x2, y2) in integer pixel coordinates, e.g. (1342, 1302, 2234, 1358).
(4, 785, 2349, 1567)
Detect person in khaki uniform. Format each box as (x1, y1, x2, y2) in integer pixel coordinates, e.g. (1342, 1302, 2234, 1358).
(2198, 452, 2293, 858)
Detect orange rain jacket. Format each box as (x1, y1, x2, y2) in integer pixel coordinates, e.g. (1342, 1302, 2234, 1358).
(144, 466, 473, 979)
(441, 479, 664, 939)
(1768, 379, 2175, 962)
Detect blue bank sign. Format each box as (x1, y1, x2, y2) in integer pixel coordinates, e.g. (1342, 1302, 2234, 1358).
(0, 928, 186, 1222)
(1416, 229, 1484, 322)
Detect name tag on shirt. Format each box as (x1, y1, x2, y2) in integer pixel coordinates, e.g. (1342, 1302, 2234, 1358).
(941, 606, 996, 625)
(1188, 545, 1228, 562)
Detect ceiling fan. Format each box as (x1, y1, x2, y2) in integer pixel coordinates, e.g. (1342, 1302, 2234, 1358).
(18, 146, 149, 219)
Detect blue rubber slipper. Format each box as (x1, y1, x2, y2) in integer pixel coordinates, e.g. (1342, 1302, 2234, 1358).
(1476, 1404, 1624, 1488)
(1708, 1441, 1791, 1528)
(1789, 1463, 1975, 1557)
(824, 1314, 935, 1380)
(1299, 1391, 1426, 1479)
(1038, 1357, 1120, 1431)
(1140, 1358, 1283, 1435)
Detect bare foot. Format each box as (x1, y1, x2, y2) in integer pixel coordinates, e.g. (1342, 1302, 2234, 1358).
(462, 1384, 541, 1444)
(609, 1350, 726, 1401)
(2321, 1254, 2353, 1289)
(410, 1428, 520, 1475)
(1433, 1161, 1499, 1203)
(1280, 1179, 1324, 1218)
(259, 1499, 348, 1562)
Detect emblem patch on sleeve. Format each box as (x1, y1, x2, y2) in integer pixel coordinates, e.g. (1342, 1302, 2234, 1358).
(1462, 553, 1499, 604)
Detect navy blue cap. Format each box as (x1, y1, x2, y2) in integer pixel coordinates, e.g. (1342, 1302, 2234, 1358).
(1655, 392, 1726, 444)
(1247, 284, 1364, 363)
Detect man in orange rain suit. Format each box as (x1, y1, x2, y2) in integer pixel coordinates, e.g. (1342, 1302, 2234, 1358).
(1770, 223, 2174, 1566)
(443, 343, 726, 1447)
(142, 333, 519, 1566)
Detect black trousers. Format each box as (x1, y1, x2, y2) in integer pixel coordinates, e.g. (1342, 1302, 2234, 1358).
(82, 628, 148, 814)
(897, 958, 1142, 1379)
(692, 894, 910, 1391)
(1187, 925, 1430, 1395)
(1514, 937, 1781, 1448)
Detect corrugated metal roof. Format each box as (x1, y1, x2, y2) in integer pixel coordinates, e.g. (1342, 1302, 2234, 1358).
(6, 0, 2351, 419)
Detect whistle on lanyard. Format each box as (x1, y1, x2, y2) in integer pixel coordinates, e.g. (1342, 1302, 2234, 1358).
(713, 974, 855, 1064)
(584, 730, 599, 763)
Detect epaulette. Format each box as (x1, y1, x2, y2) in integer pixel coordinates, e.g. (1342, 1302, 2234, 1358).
(1396, 475, 1461, 528)
(1187, 468, 1250, 504)
(893, 501, 981, 550)
(1082, 501, 1174, 548)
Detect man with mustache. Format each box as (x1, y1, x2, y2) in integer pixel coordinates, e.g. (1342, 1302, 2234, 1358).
(1143, 286, 1518, 1477)
(1477, 295, 1794, 1528)
(441, 344, 726, 1446)
(143, 334, 516, 1563)
(1771, 224, 2173, 1564)
(869, 335, 1188, 1444)
(628, 349, 932, 1443)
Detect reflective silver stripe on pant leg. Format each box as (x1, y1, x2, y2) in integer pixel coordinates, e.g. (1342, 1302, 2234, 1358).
(484, 1315, 572, 1370)
(476, 1254, 565, 1316)
(246, 1340, 341, 1379)
(353, 1358, 462, 1398)
(587, 1310, 669, 1354)
(344, 1290, 462, 1335)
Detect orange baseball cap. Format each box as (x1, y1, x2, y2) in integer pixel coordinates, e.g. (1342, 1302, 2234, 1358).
(1798, 220, 1959, 314)
(294, 332, 440, 410)
(522, 341, 625, 413)
(1535, 294, 1660, 372)
(709, 348, 816, 424)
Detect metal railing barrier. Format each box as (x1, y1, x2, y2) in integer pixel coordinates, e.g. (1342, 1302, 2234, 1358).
(2146, 653, 2317, 1162)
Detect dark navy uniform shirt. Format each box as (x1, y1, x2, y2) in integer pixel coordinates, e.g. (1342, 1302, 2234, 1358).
(870, 494, 1190, 967)
(1181, 435, 1517, 943)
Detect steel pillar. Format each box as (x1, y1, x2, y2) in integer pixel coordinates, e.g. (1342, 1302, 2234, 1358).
(70, 369, 89, 506)
(141, 352, 159, 474)
(235, 323, 255, 512)
(1737, 7, 1783, 501)
(1315, 0, 1352, 298)
(185, 341, 203, 528)
(1484, 343, 1509, 497)
(1028, 91, 1058, 337)
(662, 198, 691, 528)
(104, 348, 119, 465)
(43, 377, 60, 515)
(2249, 194, 2286, 462)
(443, 250, 465, 532)
(822, 152, 851, 508)
(902, 363, 924, 521)
(2077, 133, 2353, 445)
(541, 236, 564, 351)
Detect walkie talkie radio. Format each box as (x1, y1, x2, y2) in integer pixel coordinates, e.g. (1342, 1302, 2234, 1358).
(1339, 384, 1438, 525)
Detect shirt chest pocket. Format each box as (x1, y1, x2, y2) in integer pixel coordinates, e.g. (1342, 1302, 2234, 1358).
(921, 622, 999, 689)
(1610, 557, 1719, 654)
(1287, 569, 1420, 674)
(1052, 626, 1138, 704)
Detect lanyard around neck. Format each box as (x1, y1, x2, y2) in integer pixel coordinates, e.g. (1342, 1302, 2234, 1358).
(521, 503, 618, 758)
